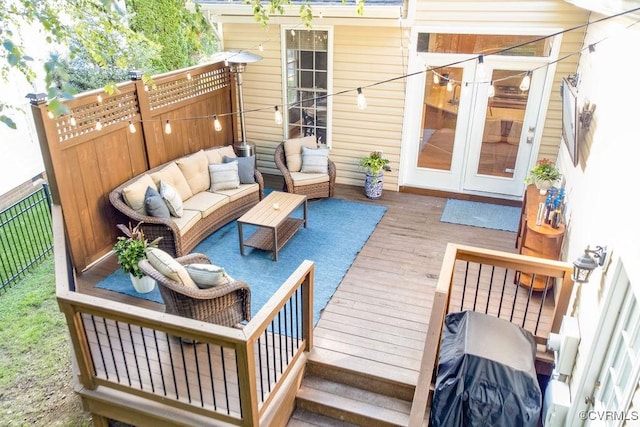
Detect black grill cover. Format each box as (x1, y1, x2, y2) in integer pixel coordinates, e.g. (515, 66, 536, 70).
(430, 311, 541, 426)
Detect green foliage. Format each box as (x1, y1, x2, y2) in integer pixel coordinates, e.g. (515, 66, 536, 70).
(113, 222, 161, 278)
(526, 158, 561, 184)
(359, 151, 391, 176)
(246, 0, 364, 28)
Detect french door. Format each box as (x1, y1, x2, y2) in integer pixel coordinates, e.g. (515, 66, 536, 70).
(403, 54, 546, 198)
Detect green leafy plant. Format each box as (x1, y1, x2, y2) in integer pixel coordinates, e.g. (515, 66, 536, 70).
(526, 158, 561, 184)
(112, 222, 161, 278)
(359, 151, 392, 176)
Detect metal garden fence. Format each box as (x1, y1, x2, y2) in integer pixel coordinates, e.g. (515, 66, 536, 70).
(0, 183, 53, 293)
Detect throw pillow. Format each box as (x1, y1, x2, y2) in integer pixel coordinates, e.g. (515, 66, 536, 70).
(184, 263, 233, 289)
(144, 186, 170, 218)
(122, 174, 156, 216)
(300, 146, 330, 174)
(209, 162, 240, 191)
(159, 180, 184, 217)
(224, 155, 255, 184)
(146, 248, 198, 289)
(283, 136, 317, 172)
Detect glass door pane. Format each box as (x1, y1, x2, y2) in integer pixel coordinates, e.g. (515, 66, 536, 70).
(418, 67, 463, 171)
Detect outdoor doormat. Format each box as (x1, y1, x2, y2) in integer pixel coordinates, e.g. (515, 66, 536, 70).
(440, 198, 519, 232)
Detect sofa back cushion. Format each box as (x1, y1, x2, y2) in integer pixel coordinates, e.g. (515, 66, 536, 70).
(176, 150, 210, 194)
(150, 162, 193, 202)
(284, 136, 317, 172)
(122, 174, 156, 215)
(205, 145, 237, 164)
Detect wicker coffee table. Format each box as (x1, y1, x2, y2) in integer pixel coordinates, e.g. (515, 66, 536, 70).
(237, 191, 307, 261)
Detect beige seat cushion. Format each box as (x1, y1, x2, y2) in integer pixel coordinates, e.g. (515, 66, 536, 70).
(150, 162, 193, 202)
(171, 209, 201, 236)
(204, 145, 237, 164)
(182, 192, 229, 218)
(213, 183, 260, 202)
(146, 248, 198, 289)
(290, 171, 330, 186)
(284, 136, 317, 172)
(176, 150, 210, 194)
(122, 174, 156, 215)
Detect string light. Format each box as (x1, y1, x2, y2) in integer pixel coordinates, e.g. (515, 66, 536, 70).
(291, 29, 295, 36)
(259, 43, 264, 52)
(186, 72, 192, 80)
(476, 55, 487, 81)
(433, 72, 440, 85)
(446, 79, 453, 92)
(95, 119, 102, 131)
(213, 115, 222, 131)
(47, 110, 54, 119)
(519, 71, 531, 91)
(356, 87, 367, 110)
(164, 120, 172, 134)
(319, 11, 323, 19)
(69, 115, 77, 126)
(488, 81, 495, 98)
(128, 120, 136, 133)
(97, 94, 103, 104)
(274, 106, 283, 124)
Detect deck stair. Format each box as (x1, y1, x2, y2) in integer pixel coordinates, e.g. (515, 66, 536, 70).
(288, 350, 430, 426)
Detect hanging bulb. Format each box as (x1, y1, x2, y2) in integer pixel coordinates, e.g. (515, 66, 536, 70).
(356, 87, 367, 110)
(213, 116, 222, 132)
(97, 94, 103, 104)
(291, 29, 295, 36)
(259, 43, 264, 52)
(144, 84, 149, 92)
(164, 120, 172, 134)
(69, 115, 77, 126)
(128, 120, 136, 133)
(186, 72, 192, 80)
(488, 81, 495, 98)
(274, 106, 283, 125)
(224, 59, 229, 67)
(519, 71, 531, 91)
(95, 120, 102, 131)
(476, 55, 487, 81)
(47, 110, 54, 119)
(446, 79, 453, 92)
(319, 11, 323, 19)
(433, 72, 440, 85)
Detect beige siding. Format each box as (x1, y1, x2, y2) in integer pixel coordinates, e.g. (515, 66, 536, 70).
(411, 0, 589, 164)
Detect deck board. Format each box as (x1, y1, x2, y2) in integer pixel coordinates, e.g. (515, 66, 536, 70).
(76, 179, 541, 397)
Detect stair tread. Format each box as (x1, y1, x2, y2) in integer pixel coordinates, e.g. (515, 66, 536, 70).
(287, 408, 359, 427)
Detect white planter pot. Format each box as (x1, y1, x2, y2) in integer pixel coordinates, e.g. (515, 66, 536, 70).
(129, 273, 156, 294)
(534, 178, 554, 195)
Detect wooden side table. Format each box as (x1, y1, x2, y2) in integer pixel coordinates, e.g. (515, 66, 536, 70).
(516, 185, 565, 290)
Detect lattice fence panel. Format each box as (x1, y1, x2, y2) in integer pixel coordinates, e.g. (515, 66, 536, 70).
(148, 68, 231, 111)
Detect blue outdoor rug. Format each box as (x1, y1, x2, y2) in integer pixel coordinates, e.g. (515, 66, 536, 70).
(96, 198, 387, 324)
(440, 199, 519, 232)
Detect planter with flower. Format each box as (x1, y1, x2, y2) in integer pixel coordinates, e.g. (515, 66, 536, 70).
(359, 151, 392, 199)
(525, 158, 561, 195)
(113, 222, 162, 293)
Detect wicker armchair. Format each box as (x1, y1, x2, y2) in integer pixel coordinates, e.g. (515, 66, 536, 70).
(138, 253, 251, 327)
(274, 142, 336, 199)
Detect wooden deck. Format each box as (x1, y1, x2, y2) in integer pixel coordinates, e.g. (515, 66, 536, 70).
(76, 178, 525, 397)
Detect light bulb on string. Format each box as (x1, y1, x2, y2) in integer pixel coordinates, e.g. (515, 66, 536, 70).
(433, 72, 440, 85)
(488, 81, 495, 98)
(97, 94, 103, 104)
(319, 11, 323, 19)
(274, 106, 283, 125)
(69, 115, 77, 126)
(259, 43, 264, 52)
(519, 71, 531, 91)
(213, 116, 222, 131)
(446, 79, 453, 92)
(128, 120, 136, 133)
(476, 55, 487, 81)
(186, 72, 192, 80)
(291, 29, 295, 36)
(164, 120, 172, 134)
(47, 110, 54, 119)
(95, 120, 102, 131)
(356, 87, 367, 110)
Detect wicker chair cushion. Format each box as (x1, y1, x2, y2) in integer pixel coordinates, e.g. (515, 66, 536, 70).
(301, 146, 330, 174)
(146, 248, 198, 289)
(150, 162, 193, 201)
(290, 171, 330, 185)
(284, 136, 317, 172)
(184, 263, 234, 288)
(224, 155, 256, 184)
(209, 162, 240, 191)
(176, 150, 210, 194)
(122, 174, 156, 216)
(144, 186, 170, 218)
(159, 180, 184, 217)
(204, 145, 236, 164)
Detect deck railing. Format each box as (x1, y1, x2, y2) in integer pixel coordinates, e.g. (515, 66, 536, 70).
(408, 243, 575, 426)
(53, 205, 314, 426)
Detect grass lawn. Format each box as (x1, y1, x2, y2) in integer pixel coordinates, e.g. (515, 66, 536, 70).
(0, 257, 92, 426)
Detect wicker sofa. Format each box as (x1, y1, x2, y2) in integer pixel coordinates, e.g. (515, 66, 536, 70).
(110, 146, 264, 257)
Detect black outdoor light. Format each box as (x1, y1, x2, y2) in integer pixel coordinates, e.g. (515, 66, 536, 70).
(572, 245, 608, 283)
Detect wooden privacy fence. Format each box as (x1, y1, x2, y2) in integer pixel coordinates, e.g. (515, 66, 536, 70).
(30, 62, 238, 273)
(53, 205, 315, 426)
(408, 243, 575, 426)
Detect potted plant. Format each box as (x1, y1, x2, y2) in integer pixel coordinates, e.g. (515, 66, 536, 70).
(359, 151, 391, 199)
(525, 158, 561, 195)
(113, 222, 162, 293)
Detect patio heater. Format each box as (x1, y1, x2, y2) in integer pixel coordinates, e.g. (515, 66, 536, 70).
(226, 50, 263, 157)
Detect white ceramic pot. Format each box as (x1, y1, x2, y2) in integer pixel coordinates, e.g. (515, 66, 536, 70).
(534, 178, 554, 195)
(129, 273, 156, 294)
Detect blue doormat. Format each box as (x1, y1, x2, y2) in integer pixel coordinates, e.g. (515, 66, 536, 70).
(440, 199, 519, 232)
(96, 198, 387, 325)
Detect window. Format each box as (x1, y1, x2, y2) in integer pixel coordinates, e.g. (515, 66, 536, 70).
(284, 29, 330, 146)
(417, 33, 552, 57)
